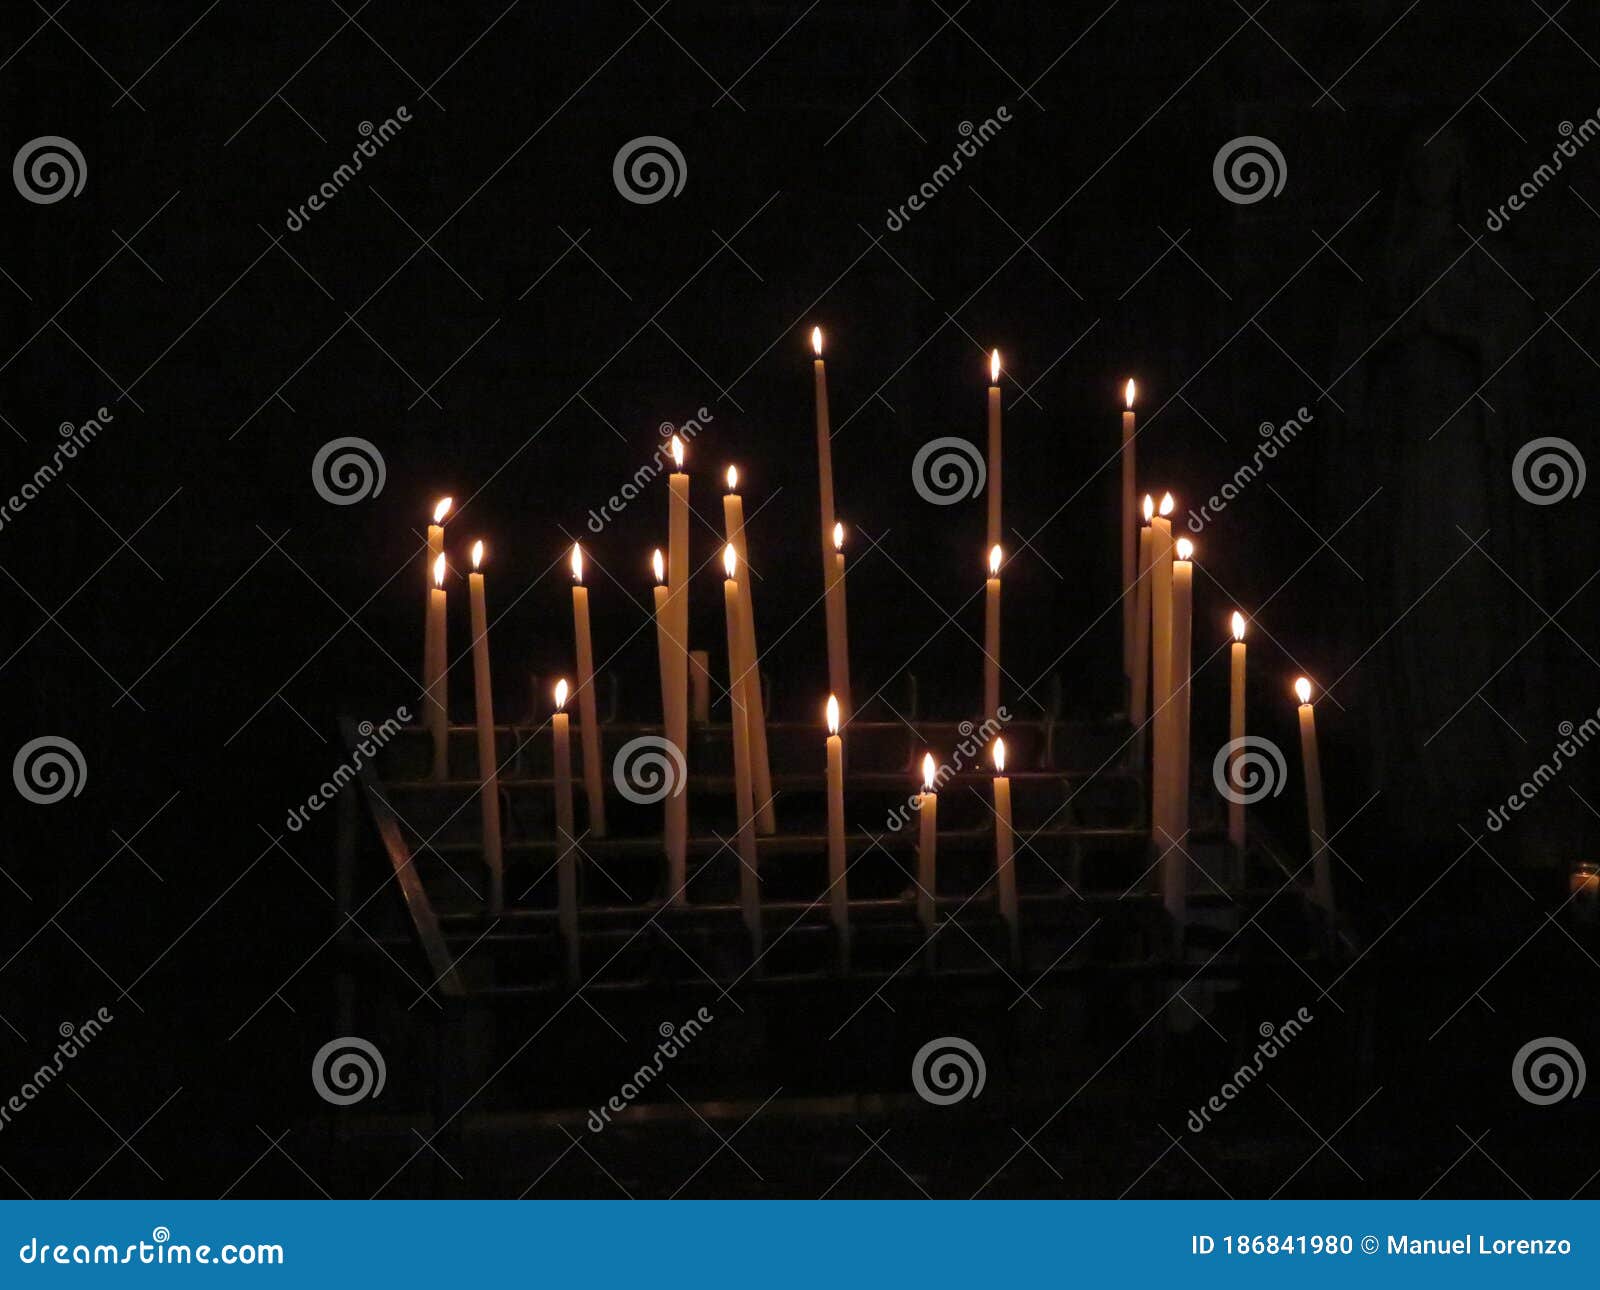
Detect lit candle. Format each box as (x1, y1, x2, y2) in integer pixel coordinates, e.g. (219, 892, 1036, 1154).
(570, 543, 607, 838)
(552, 679, 579, 982)
(665, 435, 692, 824)
(1167, 537, 1195, 921)
(424, 497, 452, 686)
(1149, 493, 1175, 849)
(984, 544, 1002, 723)
(723, 467, 775, 833)
(825, 694, 849, 964)
(812, 325, 839, 612)
(1227, 612, 1247, 850)
(1295, 677, 1334, 913)
(689, 650, 711, 724)
(425, 552, 448, 781)
(1120, 381, 1137, 696)
(917, 752, 938, 937)
(992, 737, 1019, 965)
(1131, 495, 1154, 728)
(722, 545, 761, 951)
(826, 521, 852, 723)
(986, 349, 1002, 552)
(652, 550, 687, 899)
(468, 541, 503, 915)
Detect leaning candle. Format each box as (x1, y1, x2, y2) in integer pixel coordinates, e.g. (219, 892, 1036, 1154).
(722, 545, 761, 951)
(425, 552, 448, 781)
(812, 327, 839, 626)
(570, 544, 607, 837)
(826, 521, 853, 722)
(825, 694, 849, 963)
(1120, 381, 1137, 696)
(1227, 612, 1247, 850)
(1149, 493, 1175, 848)
(723, 467, 775, 833)
(652, 550, 688, 899)
(552, 679, 579, 982)
(916, 753, 938, 937)
(1167, 538, 1195, 922)
(1295, 677, 1334, 913)
(986, 349, 1002, 552)
(423, 496, 451, 685)
(1130, 495, 1154, 728)
(992, 737, 1019, 965)
(984, 544, 1002, 723)
(468, 541, 503, 914)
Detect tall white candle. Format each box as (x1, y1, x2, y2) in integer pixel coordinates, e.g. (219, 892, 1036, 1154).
(826, 521, 852, 722)
(1166, 537, 1194, 924)
(986, 349, 1002, 553)
(992, 737, 1019, 965)
(1131, 495, 1154, 729)
(825, 694, 848, 967)
(917, 752, 938, 938)
(468, 541, 503, 915)
(1149, 492, 1175, 849)
(552, 679, 579, 982)
(1121, 381, 1137, 698)
(1296, 677, 1334, 914)
(723, 545, 761, 954)
(723, 467, 775, 833)
(423, 496, 451, 686)
(1227, 612, 1247, 850)
(652, 551, 687, 901)
(570, 544, 607, 838)
(984, 544, 1002, 722)
(425, 552, 448, 781)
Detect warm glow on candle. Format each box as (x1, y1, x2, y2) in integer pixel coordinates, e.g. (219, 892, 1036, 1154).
(726, 465, 738, 492)
(922, 752, 937, 792)
(990, 349, 1001, 384)
(1143, 494, 1154, 522)
(1175, 537, 1193, 561)
(1232, 611, 1246, 641)
(671, 435, 684, 469)
(432, 497, 452, 523)
(652, 548, 665, 584)
(989, 544, 1002, 576)
(1295, 677, 1313, 705)
(811, 326, 823, 356)
(432, 553, 446, 587)
(826, 694, 840, 734)
(554, 678, 568, 710)
(723, 543, 737, 579)
(993, 738, 1006, 774)
(570, 543, 583, 583)
(1159, 492, 1175, 517)
(832, 521, 844, 552)
(1125, 379, 1136, 409)
(471, 540, 484, 569)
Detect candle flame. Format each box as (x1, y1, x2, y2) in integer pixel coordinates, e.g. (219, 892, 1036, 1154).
(1159, 492, 1175, 517)
(471, 540, 484, 570)
(570, 542, 583, 582)
(726, 465, 738, 492)
(1295, 677, 1312, 705)
(723, 543, 737, 579)
(671, 434, 684, 469)
(811, 326, 823, 356)
(826, 694, 840, 734)
(1125, 378, 1136, 409)
(1232, 611, 1246, 641)
(922, 752, 937, 792)
(432, 553, 446, 587)
(554, 678, 568, 710)
(1142, 494, 1154, 522)
(833, 521, 844, 552)
(993, 737, 1006, 774)
(1175, 537, 1194, 561)
(432, 497, 452, 524)
(989, 544, 1002, 576)
(652, 548, 665, 584)
(990, 349, 1000, 383)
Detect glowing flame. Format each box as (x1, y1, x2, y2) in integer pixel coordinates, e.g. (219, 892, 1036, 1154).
(652, 548, 665, 584)
(726, 465, 738, 492)
(432, 553, 446, 587)
(811, 326, 823, 357)
(922, 752, 937, 792)
(989, 544, 1002, 576)
(993, 737, 1006, 774)
(990, 349, 1001, 384)
(1159, 492, 1175, 517)
(432, 497, 453, 524)
(471, 540, 484, 570)
(1295, 677, 1312, 705)
(833, 521, 844, 552)
(1232, 611, 1246, 641)
(1175, 537, 1193, 561)
(826, 694, 840, 735)
(554, 678, 568, 710)
(671, 435, 684, 469)
(1125, 378, 1136, 409)
(1143, 494, 1154, 522)
(570, 543, 583, 583)
(723, 543, 737, 579)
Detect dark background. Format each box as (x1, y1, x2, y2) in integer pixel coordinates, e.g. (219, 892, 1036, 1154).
(2, 0, 1597, 1197)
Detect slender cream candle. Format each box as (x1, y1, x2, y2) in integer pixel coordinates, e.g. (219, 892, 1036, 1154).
(992, 737, 1019, 964)
(652, 551, 687, 899)
(1296, 677, 1334, 913)
(468, 541, 503, 915)
(1167, 538, 1195, 921)
(1227, 612, 1247, 850)
(570, 543, 607, 838)
(723, 467, 775, 833)
(826, 521, 852, 722)
(1121, 381, 1137, 696)
(986, 349, 1002, 552)
(723, 545, 760, 951)
(813, 326, 848, 712)
(423, 496, 451, 685)
(984, 544, 1002, 723)
(916, 753, 938, 938)
(1131, 495, 1154, 728)
(552, 679, 579, 982)
(689, 650, 711, 724)
(425, 552, 448, 781)
(825, 694, 848, 964)
(665, 436, 692, 831)
(1149, 493, 1175, 848)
